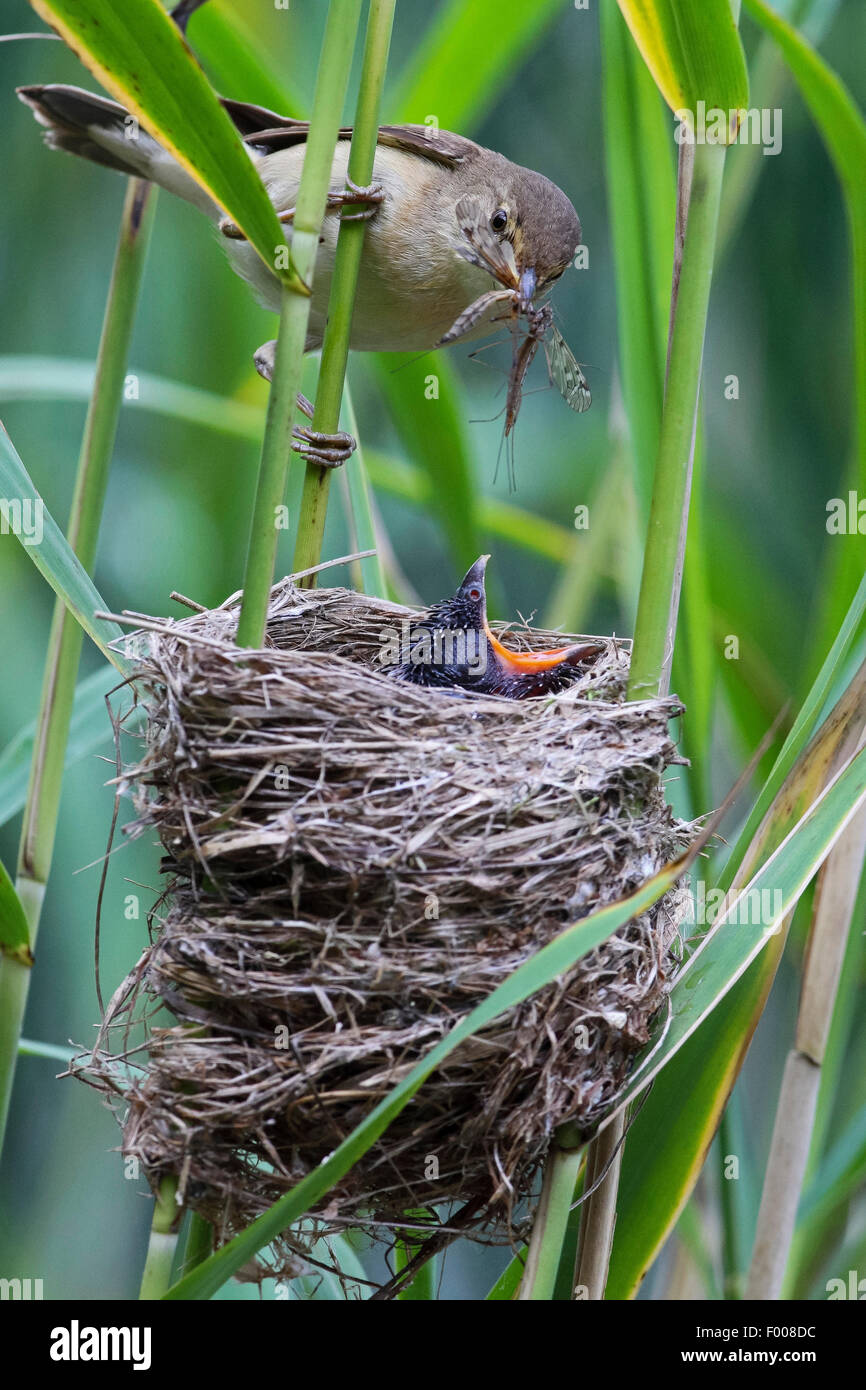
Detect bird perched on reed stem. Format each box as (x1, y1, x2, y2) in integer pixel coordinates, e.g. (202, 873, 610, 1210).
(18, 84, 583, 468)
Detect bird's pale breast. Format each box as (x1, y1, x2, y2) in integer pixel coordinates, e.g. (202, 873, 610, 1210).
(225, 142, 499, 352)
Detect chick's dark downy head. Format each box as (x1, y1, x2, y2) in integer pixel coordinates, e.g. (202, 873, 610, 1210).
(425, 554, 489, 633)
(387, 556, 491, 689)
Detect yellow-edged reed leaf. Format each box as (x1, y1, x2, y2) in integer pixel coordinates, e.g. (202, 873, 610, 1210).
(616, 0, 749, 125)
(27, 0, 304, 291)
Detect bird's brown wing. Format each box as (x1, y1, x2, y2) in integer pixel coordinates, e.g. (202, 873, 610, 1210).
(221, 99, 481, 167)
(376, 125, 481, 167)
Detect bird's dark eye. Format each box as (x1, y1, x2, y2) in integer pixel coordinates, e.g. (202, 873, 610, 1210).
(468, 587, 482, 601)
(490, 208, 508, 233)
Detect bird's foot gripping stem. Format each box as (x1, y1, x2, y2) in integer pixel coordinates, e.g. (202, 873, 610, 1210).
(222, 180, 385, 239)
(293, 415, 356, 469)
(275, 178, 385, 226)
(253, 346, 357, 468)
(329, 176, 385, 222)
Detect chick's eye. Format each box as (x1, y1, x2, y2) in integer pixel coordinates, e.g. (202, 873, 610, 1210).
(468, 587, 482, 601)
(489, 208, 508, 233)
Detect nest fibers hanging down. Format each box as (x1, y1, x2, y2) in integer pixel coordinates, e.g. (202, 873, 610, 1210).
(85, 576, 691, 1281)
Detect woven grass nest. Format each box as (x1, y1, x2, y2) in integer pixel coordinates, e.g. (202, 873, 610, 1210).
(87, 575, 691, 1285)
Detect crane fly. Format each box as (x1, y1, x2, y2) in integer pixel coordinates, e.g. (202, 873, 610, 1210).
(439, 197, 591, 437)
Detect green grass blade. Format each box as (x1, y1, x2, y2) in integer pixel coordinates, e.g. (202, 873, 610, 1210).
(486, 1253, 526, 1301)
(717, 1092, 759, 1298)
(542, 429, 641, 632)
(519, 1146, 584, 1300)
(627, 140, 727, 698)
(184, 0, 304, 111)
(605, 660, 866, 1298)
(0, 425, 127, 669)
(801, 1105, 866, 1228)
(717, 0, 840, 258)
(0, 358, 576, 568)
(0, 666, 126, 829)
(675, 1199, 721, 1299)
(0, 859, 31, 965)
(0, 356, 264, 436)
(18, 1037, 76, 1063)
(235, 0, 364, 646)
(804, 861, 866, 1175)
(28, 0, 304, 289)
(292, 0, 396, 581)
(0, 174, 154, 1163)
(675, 423, 714, 812)
(747, 795, 866, 1298)
(720, 570, 866, 891)
(649, 672, 866, 1089)
(339, 388, 387, 597)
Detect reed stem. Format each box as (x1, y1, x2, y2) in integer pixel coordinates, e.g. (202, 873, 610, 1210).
(293, 0, 397, 584)
(235, 0, 365, 646)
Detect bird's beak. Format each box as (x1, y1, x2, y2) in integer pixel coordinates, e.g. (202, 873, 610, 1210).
(518, 267, 537, 307)
(460, 554, 490, 589)
(483, 629, 604, 675)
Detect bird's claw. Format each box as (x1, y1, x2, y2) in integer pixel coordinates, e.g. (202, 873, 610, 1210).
(253, 355, 356, 466)
(224, 180, 383, 242)
(330, 177, 385, 221)
(292, 426, 357, 468)
(253, 353, 353, 464)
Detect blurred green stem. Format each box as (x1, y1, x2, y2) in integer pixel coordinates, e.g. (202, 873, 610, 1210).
(628, 141, 726, 698)
(181, 1211, 214, 1275)
(395, 1212, 437, 1300)
(746, 798, 866, 1298)
(293, 0, 397, 585)
(337, 387, 388, 596)
(518, 1144, 584, 1300)
(719, 1105, 746, 1298)
(0, 179, 156, 1155)
(139, 1176, 181, 1300)
(236, 0, 364, 645)
(573, 138, 728, 1300)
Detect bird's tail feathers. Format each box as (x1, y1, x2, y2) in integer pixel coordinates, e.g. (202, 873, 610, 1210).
(17, 84, 218, 215)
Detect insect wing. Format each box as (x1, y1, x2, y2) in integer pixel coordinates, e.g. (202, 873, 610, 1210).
(544, 325, 591, 412)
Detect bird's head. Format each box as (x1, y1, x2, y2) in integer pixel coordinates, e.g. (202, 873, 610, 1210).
(475, 157, 582, 301)
(428, 554, 491, 631)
